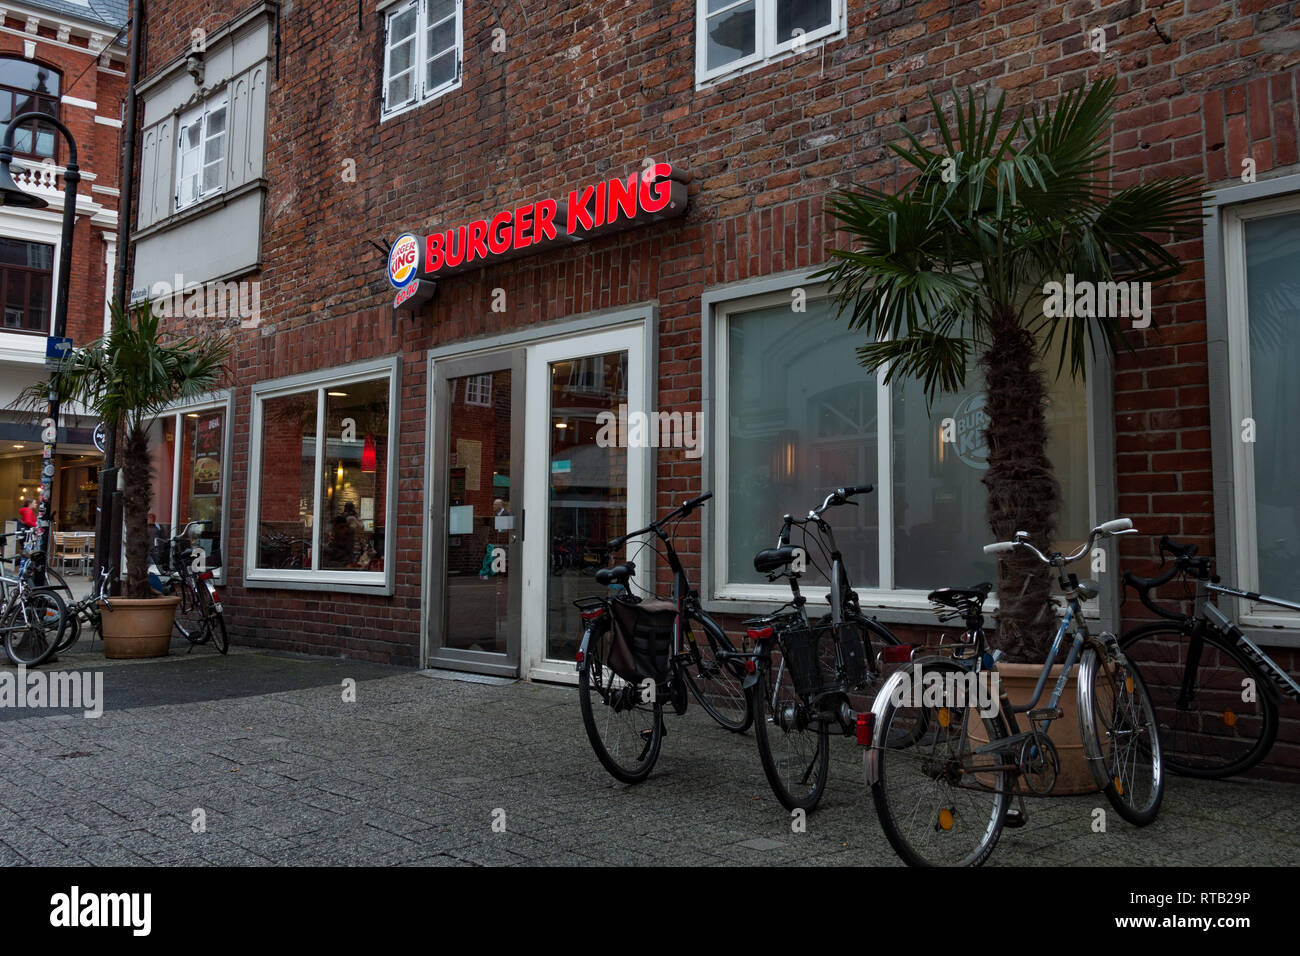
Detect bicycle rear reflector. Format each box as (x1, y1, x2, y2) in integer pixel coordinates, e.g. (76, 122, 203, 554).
(746, 625, 774, 641)
(580, 607, 606, 622)
(881, 644, 916, 664)
(855, 712, 874, 746)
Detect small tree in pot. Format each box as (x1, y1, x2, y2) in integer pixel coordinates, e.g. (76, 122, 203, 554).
(816, 77, 1205, 662)
(18, 301, 230, 656)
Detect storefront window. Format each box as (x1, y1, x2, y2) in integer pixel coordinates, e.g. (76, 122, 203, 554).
(145, 400, 230, 575)
(717, 290, 1090, 601)
(249, 364, 396, 584)
(1243, 210, 1300, 597)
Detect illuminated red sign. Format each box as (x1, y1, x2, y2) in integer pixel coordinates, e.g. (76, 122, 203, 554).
(392, 163, 689, 285)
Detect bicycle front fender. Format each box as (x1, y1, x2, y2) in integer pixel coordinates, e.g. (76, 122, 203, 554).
(863, 669, 912, 787)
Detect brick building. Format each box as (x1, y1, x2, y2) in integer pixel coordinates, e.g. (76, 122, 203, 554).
(127, 1, 1300, 776)
(0, 0, 126, 535)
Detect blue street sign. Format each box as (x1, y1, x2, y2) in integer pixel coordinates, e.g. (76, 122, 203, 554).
(45, 336, 72, 364)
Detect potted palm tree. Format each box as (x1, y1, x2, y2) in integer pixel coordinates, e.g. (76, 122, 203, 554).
(19, 301, 231, 658)
(816, 78, 1206, 789)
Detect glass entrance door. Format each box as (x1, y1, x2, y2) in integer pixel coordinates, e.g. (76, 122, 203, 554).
(523, 327, 648, 679)
(428, 350, 525, 676)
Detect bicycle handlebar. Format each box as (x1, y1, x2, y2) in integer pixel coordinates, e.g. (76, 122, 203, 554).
(982, 518, 1137, 566)
(607, 492, 712, 549)
(1122, 536, 1213, 621)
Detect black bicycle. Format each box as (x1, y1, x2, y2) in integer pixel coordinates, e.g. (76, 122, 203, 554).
(743, 485, 901, 811)
(156, 522, 228, 654)
(1122, 536, 1300, 778)
(575, 492, 752, 783)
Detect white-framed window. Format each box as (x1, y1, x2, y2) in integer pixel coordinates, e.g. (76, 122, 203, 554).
(696, 0, 844, 85)
(382, 0, 462, 119)
(463, 373, 493, 406)
(174, 95, 228, 212)
(246, 359, 400, 590)
(709, 286, 1093, 610)
(1222, 193, 1300, 626)
(144, 394, 234, 584)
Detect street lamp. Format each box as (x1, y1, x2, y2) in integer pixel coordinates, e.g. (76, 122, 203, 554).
(0, 112, 80, 573)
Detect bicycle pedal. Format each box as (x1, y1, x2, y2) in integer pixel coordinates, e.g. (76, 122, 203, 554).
(1003, 808, 1028, 829)
(1028, 707, 1062, 722)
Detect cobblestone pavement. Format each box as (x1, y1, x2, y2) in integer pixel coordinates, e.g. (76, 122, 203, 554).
(1, 645, 1295, 866)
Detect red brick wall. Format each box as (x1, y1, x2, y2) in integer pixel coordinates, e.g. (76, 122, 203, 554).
(0, 17, 124, 346)
(133, 1, 1300, 772)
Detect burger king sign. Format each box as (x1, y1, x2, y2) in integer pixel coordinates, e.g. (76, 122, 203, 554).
(388, 233, 435, 309)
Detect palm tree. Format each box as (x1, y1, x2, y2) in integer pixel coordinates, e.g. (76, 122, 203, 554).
(815, 78, 1206, 661)
(17, 301, 231, 599)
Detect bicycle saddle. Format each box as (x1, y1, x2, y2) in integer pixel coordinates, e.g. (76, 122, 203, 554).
(927, 582, 993, 608)
(754, 546, 797, 574)
(595, 561, 635, 586)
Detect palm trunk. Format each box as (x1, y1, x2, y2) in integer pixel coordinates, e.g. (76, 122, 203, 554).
(980, 306, 1062, 662)
(123, 425, 153, 599)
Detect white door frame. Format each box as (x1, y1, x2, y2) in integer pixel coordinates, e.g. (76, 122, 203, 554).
(521, 325, 650, 683)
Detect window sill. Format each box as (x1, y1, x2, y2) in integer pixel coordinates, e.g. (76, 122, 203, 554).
(243, 570, 394, 597)
(131, 178, 267, 244)
(380, 78, 462, 124)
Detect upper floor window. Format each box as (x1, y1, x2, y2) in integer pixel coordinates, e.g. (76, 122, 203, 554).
(175, 96, 228, 212)
(697, 0, 843, 84)
(383, 0, 462, 118)
(0, 58, 61, 160)
(0, 239, 53, 333)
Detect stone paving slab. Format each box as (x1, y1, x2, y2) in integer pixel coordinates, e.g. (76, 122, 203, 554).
(0, 648, 1294, 866)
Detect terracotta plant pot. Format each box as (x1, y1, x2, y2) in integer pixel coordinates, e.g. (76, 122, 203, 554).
(972, 661, 1100, 796)
(98, 595, 181, 659)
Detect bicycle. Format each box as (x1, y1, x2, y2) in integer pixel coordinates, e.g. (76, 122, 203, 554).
(155, 522, 228, 654)
(867, 518, 1164, 867)
(575, 492, 752, 783)
(52, 565, 116, 653)
(0, 533, 68, 667)
(742, 484, 901, 811)
(1121, 536, 1300, 778)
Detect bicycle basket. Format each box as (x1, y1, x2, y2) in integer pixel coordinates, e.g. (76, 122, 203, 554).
(780, 623, 835, 700)
(607, 597, 676, 684)
(835, 619, 869, 688)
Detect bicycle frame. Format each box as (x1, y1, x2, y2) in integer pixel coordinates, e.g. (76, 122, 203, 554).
(1193, 582, 1300, 702)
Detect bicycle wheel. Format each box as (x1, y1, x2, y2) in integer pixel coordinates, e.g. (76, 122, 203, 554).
(56, 607, 82, 652)
(578, 622, 663, 783)
(680, 611, 752, 732)
(195, 584, 229, 654)
(751, 661, 829, 811)
(171, 583, 207, 646)
(871, 659, 1009, 867)
(4, 589, 67, 667)
(1078, 643, 1163, 827)
(1120, 623, 1277, 778)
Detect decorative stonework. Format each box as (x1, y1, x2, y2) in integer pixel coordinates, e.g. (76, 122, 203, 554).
(24, 15, 38, 34)
(56, 25, 70, 44)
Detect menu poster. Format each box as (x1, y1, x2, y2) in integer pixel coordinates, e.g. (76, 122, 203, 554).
(193, 412, 223, 497)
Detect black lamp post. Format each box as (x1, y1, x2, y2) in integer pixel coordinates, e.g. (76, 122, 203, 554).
(0, 112, 80, 570)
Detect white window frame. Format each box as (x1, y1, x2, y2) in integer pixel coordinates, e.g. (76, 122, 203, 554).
(381, 0, 463, 121)
(705, 280, 1103, 622)
(463, 372, 493, 406)
(696, 0, 845, 87)
(1222, 192, 1300, 629)
(174, 94, 228, 212)
(152, 391, 235, 586)
(245, 357, 400, 593)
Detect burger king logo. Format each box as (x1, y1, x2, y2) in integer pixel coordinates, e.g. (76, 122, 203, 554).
(388, 233, 420, 289)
